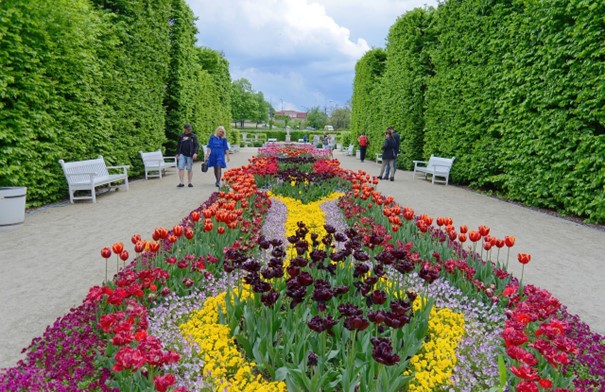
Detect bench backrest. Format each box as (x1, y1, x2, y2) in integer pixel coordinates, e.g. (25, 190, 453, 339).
(59, 156, 109, 183)
(140, 150, 164, 164)
(427, 155, 455, 171)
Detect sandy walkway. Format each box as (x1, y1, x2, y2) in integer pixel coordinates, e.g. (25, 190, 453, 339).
(1, 147, 603, 369)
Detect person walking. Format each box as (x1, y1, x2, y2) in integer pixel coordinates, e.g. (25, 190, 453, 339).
(205, 125, 230, 187)
(357, 132, 369, 162)
(377, 128, 397, 181)
(388, 126, 401, 178)
(176, 124, 199, 188)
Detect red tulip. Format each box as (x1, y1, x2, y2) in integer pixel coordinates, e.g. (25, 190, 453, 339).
(184, 227, 194, 240)
(148, 242, 160, 253)
(131, 234, 141, 245)
(101, 247, 112, 259)
(403, 208, 414, 221)
(518, 253, 531, 265)
(469, 230, 481, 242)
(217, 226, 225, 235)
(459, 225, 468, 234)
(495, 238, 505, 248)
(478, 225, 490, 237)
(168, 235, 177, 243)
(505, 235, 516, 247)
(134, 240, 146, 253)
(483, 242, 492, 251)
(112, 242, 124, 254)
(190, 211, 201, 222)
(172, 225, 183, 237)
(458, 233, 467, 243)
(391, 225, 399, 232)
(436, 217, 446, 227)
(153, 227, 168, 240)
(119, 250, 129, 262)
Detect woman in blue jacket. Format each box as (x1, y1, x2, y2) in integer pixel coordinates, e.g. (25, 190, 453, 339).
(205, 126, 230, 187)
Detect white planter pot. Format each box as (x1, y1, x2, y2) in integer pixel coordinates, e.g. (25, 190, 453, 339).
(0, 187, 27, 231)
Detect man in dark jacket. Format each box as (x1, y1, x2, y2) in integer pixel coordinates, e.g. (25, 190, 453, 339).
(176, 124, 199, 188)
(377, 129, 397, 181)
(385, 126, 400, 180)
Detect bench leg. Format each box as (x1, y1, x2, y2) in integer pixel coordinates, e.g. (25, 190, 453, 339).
(91, 185, 96, 203)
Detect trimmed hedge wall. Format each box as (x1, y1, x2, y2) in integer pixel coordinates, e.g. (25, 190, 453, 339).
(0, 0, 231, 207)
(352, 0, 605, 223)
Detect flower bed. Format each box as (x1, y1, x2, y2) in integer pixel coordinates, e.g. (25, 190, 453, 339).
(1, 145, 603, 391)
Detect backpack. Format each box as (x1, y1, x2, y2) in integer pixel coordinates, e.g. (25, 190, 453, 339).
(359, 135, 368, 147)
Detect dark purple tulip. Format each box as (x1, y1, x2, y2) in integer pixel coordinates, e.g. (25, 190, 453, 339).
(334, 285, 350, 296)
(373, 264, 385, 277)
(242, 259, 261, 272)
(287, 235, 298, 244)
(354, 263, 370, 277)
(310, 249, 327, 262)
(269, 239, 283, 247)
(330, 250, 347, 262)
(368, 310, 386, 324)
(271, 247, 286, 258)
(297, 271, 314, 286)
(364, 276, 378, 286)
(287, 265, 300, 278)
(290, 256, 308, 267)
(390, 299, 411, 315)
(370, 337, 401, 366)
(393, 260, 414, 274)
(338, 303, 362, 317)
(307, 351, 318, 367)
(261, 290, 280, 307)
(324, 224, 336, 234)
(371, 290, 387, 305)
(334, 232, 347, 242)
(344, 316, 369, 331)
(353, 249, 370, 262)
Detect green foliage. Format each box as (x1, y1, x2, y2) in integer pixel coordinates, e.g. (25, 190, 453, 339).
(382, 8, 434, 170)
(351, 49, 387, 161)
(0, 0, 234, 207)
(353, 0, 604, 223)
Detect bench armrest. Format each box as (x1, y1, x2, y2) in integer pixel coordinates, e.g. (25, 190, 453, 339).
(107, 165, 130, 174)
(413, 160, 428, 167)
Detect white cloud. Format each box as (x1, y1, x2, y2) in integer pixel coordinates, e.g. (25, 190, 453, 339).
(185, 0, 440, 112)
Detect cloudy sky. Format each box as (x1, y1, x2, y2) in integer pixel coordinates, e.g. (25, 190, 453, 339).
(185, 0, 440, 112)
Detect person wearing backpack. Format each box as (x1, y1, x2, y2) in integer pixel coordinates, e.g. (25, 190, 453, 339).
(357, 132, 369, 162)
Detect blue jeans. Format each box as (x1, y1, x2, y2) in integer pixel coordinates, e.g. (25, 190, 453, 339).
(177, 155, 194, 171)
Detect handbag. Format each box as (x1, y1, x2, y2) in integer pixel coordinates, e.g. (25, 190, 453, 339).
(201, 161, 208, 173)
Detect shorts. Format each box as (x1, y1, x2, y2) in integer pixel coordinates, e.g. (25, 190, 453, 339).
(178, 155, 194, 171)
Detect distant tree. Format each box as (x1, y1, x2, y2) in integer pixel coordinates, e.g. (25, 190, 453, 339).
(330, 107, 351, 130)
(305, 106, 328, 130)
(274, 114, 290, 129)
(251, 91, 270, 128)
(231, 78, 257, 128)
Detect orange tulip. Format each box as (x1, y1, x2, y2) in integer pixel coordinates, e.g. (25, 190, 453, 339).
(168, 235, 177, 243)
(458, 233, 467, 243)
(517, 253, 531, 265)
(112, 242, 124, 254)
(148, 242, 160, 253)
(403, 208, 414, 221)
(153, 227, 168, 240)
(505, 235, 516, 247)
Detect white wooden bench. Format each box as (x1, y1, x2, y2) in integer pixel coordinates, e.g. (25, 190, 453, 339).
(413, 155, 455, 185)
(345, 145, 354, 156)
(58, 156, 129, 203)
(375, 153, 383, 164)
(139, 149, 176, 179)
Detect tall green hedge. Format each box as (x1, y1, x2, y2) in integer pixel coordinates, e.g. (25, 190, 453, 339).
(355, 0, 604, 223)
(382, 8, 434, 170)
(0, 0, 233, 207)
(351, 48, 387, 159)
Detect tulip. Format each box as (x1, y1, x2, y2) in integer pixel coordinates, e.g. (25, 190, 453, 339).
(172, 225, 183, 237)
(459, 225, 468, 234)
(469, 230, 481, 242)
(518, 253, 531, 290)
(101, 247, 112, 282)
(478, 225, 490, 237)
(190, 211, 201, 222)
(112, 242, 124, 254)
(134, 240, 146, 253)
(504, 235, 516, 268)
(130, 233, 141, 245)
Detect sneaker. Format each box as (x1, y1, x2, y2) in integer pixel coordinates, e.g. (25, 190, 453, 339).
(188, 183, 193, 188)
(377, 176, 382, 180)
(177, 183, 184, 188)
(215, 182, 220, 187)
(390, 177, 394, 182)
